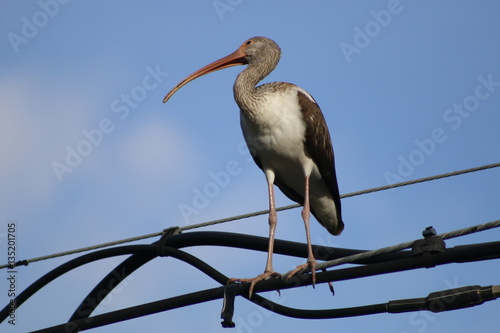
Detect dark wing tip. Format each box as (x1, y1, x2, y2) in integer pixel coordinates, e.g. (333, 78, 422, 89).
(297, 89, 344, 226)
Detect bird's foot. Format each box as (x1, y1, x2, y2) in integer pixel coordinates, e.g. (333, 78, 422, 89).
(322, 268, 335, 296)
(287, 258, 317, 287)
(228, 271, 281, 298)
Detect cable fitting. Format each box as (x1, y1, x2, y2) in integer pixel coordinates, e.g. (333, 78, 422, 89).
(220, 283, 238, 328)
(426, 285, 499, 312)
(157, 227, 181, 257)
(388, 285, 500, 313)
(412, 226, 446, 267)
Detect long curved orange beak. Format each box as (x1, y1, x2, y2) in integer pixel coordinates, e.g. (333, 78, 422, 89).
(163, 46, 248, 103)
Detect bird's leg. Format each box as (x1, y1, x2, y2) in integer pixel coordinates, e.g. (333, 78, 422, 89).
(264, 181, 278, 274)
(228, 179, 281, 298)
(287, 175, 317, 287)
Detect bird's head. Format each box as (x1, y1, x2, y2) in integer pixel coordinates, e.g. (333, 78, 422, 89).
(239, 37, 281, 68)
(163, 36, 281, 103)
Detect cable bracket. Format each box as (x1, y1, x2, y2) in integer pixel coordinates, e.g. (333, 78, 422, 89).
(157, 226, 182, 256)
(411, 226, 446, 268)
(221, 283, 238, 328)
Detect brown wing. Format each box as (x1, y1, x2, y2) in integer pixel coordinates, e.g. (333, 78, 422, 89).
(296, 90, 344, 233)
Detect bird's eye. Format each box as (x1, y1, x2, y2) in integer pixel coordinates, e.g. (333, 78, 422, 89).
(245, 40, 252, 45)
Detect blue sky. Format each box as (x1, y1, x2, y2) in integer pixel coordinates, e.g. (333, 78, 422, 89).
(1, 1, 500, 332)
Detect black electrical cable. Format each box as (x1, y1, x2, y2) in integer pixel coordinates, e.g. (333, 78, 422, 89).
(3, 231, 500, 331)
(69, 245, 229, 322)
(32, 283, 500, 333)
(29, 240, 500, 332)
(69, 231, 413, 321)
(0, 245, 155, 323)
(31, 286, 227, 333)
(69, 246, 158, 321)
(161, 231, 412, 263)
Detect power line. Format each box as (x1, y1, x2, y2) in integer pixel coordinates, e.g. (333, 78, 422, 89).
(183, 161, 500, 231)
(1, 161, 499, 270)
(10, 233, 500, 331)
(311, 219, 500, 273)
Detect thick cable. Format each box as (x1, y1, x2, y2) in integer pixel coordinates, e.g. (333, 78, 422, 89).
(0, 245, 155, 323)
(309, 219, 500, 273)
(28, 241, 500, 332)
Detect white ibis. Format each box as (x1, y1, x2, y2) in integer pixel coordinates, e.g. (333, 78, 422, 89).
(163, 37, 344, 297)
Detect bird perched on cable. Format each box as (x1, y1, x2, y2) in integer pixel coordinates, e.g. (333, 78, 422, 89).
(163, 37, 344, 297)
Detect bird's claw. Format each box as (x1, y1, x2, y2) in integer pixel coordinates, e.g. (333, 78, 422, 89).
(287, 258, 317, 287)
(322, 268, 335, 296)
(228, 271, 281, 298)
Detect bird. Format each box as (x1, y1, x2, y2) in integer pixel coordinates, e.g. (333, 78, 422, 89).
(163, 36, 343, 297)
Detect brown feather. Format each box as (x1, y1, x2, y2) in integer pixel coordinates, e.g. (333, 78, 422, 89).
(297, 91, 344, 234)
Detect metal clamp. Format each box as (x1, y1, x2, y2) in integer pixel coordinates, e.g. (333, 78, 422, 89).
(156, 226, 181, 256)
(412, 226, 446, 267)
(221, 283, 238, 328)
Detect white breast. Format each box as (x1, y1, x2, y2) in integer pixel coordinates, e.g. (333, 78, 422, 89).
(240, 87, 312, 169)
